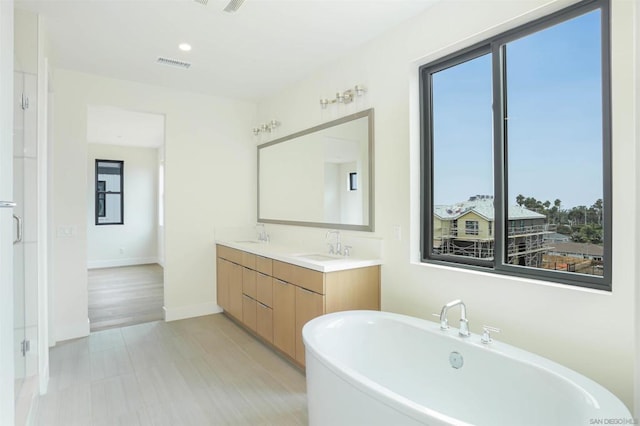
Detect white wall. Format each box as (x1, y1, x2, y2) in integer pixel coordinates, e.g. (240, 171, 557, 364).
(257, 0, 638, 411)
(87, 144, 158, 268)
(635, 0, 640, 418)
(51, 68, 256, 340)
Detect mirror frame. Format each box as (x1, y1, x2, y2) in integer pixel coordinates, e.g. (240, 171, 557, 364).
(258, 108, 374, 231)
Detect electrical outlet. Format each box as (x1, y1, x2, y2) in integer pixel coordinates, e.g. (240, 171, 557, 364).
(56, 226, 76, 238)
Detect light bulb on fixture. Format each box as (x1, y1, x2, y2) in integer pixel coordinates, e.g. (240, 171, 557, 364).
(252, 119, 281, 136)
(354, 85, 367, 96)
(320, 84, 368, 109)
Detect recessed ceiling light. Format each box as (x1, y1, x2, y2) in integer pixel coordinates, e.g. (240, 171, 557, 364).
(179, 43, 192, 52)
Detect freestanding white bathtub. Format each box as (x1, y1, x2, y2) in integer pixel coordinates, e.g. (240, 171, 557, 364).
(303, 310, 632, 426)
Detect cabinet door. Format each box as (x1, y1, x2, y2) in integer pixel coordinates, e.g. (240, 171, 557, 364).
(295, 287, 324, 366)
(216, 257, 230, 311)
(228, 261, 243, 320)
(243, 267, 257, 299)
(256, 302, 273, 343)
(272, 279, 295, 359)
(242, 295, 257, 332)
(256, 273, 273, 307)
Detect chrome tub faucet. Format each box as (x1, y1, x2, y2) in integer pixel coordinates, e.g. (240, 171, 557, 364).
(439, 299, 470, 337)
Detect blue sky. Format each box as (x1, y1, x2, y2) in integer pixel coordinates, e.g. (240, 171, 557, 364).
(431, 9, 602, 210)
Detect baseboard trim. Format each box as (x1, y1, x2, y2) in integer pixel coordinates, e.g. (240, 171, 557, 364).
(163, 302, 222, 322)
(87, 257, 159, 269)
(55, 318, 90, 342)
(39, 362, 49, 395)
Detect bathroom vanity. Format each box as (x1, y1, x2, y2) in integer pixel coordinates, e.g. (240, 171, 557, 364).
(215, 242, 381, 367)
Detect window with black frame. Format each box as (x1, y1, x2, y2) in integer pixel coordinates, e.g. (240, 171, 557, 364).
(95, 160, 124, 225)
(420, 0, 611, 290)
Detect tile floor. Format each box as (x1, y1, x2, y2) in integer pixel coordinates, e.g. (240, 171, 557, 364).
(33, 314, 308, 425)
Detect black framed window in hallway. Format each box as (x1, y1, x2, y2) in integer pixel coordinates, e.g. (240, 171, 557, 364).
(95, 159, 124, 225)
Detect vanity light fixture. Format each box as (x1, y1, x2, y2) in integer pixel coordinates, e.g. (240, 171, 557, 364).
(253, 120, 281, 135)
(320, 85, 367, 109)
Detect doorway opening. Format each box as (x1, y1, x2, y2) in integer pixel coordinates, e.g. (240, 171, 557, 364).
(86, 106, 165, 332)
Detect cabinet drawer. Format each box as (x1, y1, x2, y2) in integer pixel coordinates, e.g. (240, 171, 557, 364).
(272, 260, 325, 294)
(242, 267, 257, 299)
(242, 295, 257, 332)
(217, 245, 243, 264)
(242, 252, 256, 269)
(256, 256, 272, 275)
(256, 273, 273, 307)
(256, 302, 273, 344)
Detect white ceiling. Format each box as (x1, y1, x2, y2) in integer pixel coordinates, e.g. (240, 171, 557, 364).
(16, 0, 437, 102)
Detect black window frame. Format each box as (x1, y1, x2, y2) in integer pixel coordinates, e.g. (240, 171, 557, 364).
(95, 159, 124, 226)
(420, 0, 611, 291)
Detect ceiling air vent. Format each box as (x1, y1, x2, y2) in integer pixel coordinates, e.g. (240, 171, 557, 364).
(223, 0, 245, 13)
(193, 0, 208, 5)
(156, 57, 192, 70)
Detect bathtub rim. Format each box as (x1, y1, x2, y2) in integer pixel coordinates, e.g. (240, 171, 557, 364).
(303, 310, 632, 424)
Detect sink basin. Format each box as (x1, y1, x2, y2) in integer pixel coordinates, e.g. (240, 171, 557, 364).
(234, 240, 261, 244)
(294, 253, 342, 262)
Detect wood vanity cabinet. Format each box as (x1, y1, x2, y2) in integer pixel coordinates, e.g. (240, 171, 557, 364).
(294, 286, 324, 365)
(216, 244, 380, 368)
(227, 262, 243, 320)
(272, 279, 296, 359)
(256, 271, 274, 343)
(216, 257, 230, 311)
(216, 256, 243, 320)
(217, 245, 243, 321)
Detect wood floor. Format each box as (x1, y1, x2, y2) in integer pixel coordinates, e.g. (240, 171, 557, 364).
(88, 264, 164, 332)
(33, 314, 308, 425)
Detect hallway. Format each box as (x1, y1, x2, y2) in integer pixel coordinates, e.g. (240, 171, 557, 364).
(88, 264, 164, 332)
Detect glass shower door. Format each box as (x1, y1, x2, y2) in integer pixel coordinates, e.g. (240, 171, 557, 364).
(13, 70, 38, 402)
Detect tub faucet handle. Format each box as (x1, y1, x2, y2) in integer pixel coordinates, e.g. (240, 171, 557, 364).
(432, 313, 447, 329)
(459, 318, 470, 337)
(481, 325, 501, 344)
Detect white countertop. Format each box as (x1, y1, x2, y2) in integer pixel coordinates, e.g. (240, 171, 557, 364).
(216, 239, 382, 273)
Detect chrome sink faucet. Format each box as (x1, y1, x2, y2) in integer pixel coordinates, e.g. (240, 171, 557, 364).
(439, 299, 470, 337)
(326, 230, 342, 255)
(256, 223, 269, 242)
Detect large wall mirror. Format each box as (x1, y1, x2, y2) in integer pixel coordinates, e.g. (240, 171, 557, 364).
(258, 108, 374, 231)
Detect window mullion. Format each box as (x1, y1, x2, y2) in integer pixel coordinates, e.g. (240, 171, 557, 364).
(492, 42, 507, 270)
